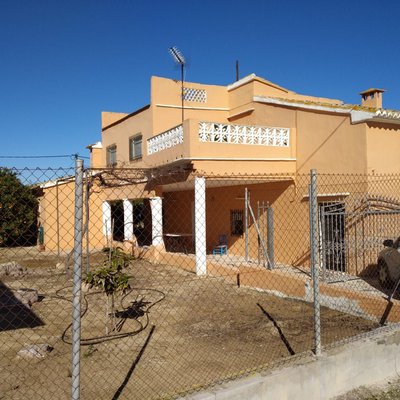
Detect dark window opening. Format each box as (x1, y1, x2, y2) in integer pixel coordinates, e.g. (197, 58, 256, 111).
(111, 201, 124, 242)
(132, 199, 152, 246)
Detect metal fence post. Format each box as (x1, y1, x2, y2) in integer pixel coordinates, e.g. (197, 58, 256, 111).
(310, 169, 321, 356)
(195, 176, 207, 275)
(267, 206, 274, 269)
(245, 188, 249, 262)
(72, 159, 84, 400)
(85, 178, 90, 274)
(320, 205, 326, 283)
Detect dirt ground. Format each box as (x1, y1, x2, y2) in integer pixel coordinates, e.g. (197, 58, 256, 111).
(0, 250, 380, 400)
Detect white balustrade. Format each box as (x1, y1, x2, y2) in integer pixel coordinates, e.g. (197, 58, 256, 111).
(147, 125, 184, 155)
(198, 122, 290, 147)
(147, 121, 289, 156)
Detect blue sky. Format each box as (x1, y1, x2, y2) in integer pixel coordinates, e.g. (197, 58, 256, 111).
(1, 0, 400, 168)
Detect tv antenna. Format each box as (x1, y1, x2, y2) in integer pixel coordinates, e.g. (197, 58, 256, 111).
(169, 46, 186, 123)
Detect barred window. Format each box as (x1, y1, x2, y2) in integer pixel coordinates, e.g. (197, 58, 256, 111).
(129, 134, 142, 161)
(106, 145, 117, 167)
(231, 209, 244, 236)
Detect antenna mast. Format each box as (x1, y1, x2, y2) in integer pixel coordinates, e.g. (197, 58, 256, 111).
(168, 46, 186, 124)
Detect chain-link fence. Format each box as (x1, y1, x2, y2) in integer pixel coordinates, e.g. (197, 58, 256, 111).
(1, 162, 400, 399)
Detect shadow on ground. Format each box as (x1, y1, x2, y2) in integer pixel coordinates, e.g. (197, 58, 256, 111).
(0, 281, 44, 331)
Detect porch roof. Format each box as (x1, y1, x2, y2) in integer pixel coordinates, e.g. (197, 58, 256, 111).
(160, 173, 294, 192)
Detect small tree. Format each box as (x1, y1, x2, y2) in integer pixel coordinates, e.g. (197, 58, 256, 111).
(0, 168, 38, 246)
(85, 247, 131, 334)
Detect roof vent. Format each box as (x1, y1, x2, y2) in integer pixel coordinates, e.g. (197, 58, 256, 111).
(360, 88, 385, 109)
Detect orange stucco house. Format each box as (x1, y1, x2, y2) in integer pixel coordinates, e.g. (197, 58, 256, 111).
(41, 73, 400, 284)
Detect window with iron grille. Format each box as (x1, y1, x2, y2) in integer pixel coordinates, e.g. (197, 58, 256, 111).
(106, 145, 117, 167)
(231, 210, 244, 236)
(129, 134, 142, 161)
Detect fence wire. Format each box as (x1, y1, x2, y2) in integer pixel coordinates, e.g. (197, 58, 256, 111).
(0, 164, 399, 399)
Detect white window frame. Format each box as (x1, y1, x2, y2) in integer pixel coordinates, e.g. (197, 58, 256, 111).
(106, 144, 117, 167)
(129, 134, 142, 161)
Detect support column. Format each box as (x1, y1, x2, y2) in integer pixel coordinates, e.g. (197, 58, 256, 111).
(102, 201, 112, 243)
(123, 199, 134, 241)
(150, 197, 164, 247)
(195, 176, 207, 276)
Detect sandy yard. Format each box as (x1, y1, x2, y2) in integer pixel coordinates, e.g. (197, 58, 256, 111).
(0, 251, 379, 399)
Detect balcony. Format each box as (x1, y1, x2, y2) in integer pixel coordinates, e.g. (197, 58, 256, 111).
(198, 122, 289, 147)
(147, 125, 184, 155)
(146, 120, 296, 174)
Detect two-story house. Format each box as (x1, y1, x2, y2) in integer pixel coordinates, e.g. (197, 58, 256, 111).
(41, 73, 400, 283)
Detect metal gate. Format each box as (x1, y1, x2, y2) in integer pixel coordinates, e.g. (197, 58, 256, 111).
(319, 202, 346, 275)
(319, 196, 400, 281)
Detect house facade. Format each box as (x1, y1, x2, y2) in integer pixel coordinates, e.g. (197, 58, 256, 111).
(41, 74, 400, 279)
(93, 74, 400, 176)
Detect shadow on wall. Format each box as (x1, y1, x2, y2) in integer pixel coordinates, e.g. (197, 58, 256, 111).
(0, 281, 44, 332)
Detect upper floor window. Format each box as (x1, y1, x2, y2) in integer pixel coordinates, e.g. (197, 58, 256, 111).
(129, 134, 142, 161)
(106, 145, 117, 167)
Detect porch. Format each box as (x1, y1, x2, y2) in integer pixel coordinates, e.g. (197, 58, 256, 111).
(101, 174, 295, 276)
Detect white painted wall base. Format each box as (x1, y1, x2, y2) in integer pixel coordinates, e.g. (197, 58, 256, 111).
(182, 327, 400, 400)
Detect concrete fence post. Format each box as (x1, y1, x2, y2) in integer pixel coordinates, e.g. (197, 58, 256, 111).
(310, 169, 321, 356)
(72, 158, 84, 400)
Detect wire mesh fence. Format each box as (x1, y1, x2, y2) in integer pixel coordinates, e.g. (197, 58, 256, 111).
(1, 163, 399, 399)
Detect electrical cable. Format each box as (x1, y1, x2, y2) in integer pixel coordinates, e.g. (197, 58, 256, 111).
(0, 154, 90, 160)
(49, 283, 165, 346)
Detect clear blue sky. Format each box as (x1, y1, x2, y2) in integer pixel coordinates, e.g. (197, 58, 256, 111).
(1, 0, 399, 169)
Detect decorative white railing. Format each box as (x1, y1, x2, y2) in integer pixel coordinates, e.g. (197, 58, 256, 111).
(147, 121, 290, 156)
(147, 125, 184, 155)
(198, 122, 290, 147)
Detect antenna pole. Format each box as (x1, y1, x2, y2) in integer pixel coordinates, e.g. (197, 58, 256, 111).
(168, 46, 186, 126)
(181, 62, 184, 124)
(236, 60, 239, 82)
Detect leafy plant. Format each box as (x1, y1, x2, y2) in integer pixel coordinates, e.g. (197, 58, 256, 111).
(85, 247, 132, 334)
(85, 265, 130, 296)
(104, 246, 132, 271)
